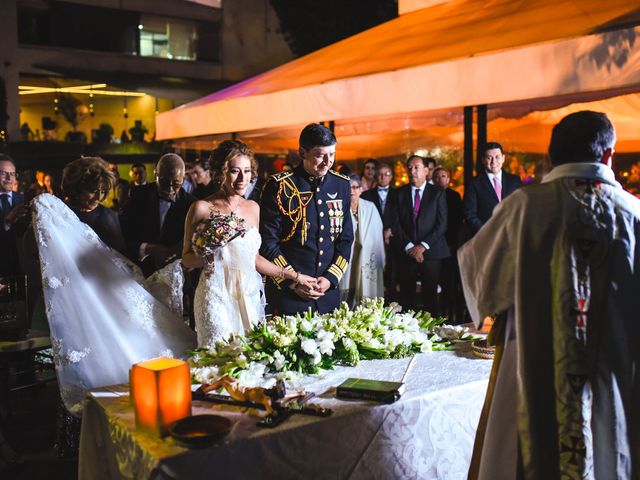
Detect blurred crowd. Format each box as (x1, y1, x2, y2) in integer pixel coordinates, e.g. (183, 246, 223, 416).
(1, 141, 520, 328)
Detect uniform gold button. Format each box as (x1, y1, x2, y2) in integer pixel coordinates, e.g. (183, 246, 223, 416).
(318, 262, 322, 267)
(316, 187, 320, 192)
(319, 212, 324, 217)
(320, 225, 325, 230)
(319, 250, 324, 255)
(317, 199, 322, 205)
(319, 237, 324, 242)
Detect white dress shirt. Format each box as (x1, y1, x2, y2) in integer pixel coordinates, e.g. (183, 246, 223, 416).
(377, 186, 389, 213)
(405, 182, 430, 252)
(486, 170, 503, 187)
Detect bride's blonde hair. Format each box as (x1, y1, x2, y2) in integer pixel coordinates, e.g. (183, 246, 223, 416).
(210, 140, 257, 183)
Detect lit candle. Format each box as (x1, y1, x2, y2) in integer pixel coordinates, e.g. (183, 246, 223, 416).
(130, 357, 192, 437)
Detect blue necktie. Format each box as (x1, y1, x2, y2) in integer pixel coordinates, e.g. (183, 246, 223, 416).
(0, 194, 11, 217)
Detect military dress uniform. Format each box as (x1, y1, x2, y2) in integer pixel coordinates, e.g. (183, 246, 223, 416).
(260, 165, 354, 315)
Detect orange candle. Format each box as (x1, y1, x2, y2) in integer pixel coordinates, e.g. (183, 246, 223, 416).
(130, 357, 192, 437)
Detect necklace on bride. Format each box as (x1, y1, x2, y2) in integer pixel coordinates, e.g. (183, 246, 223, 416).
(222, 190, 241, 214)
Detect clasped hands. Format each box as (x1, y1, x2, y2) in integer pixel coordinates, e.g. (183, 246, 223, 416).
(407, 244, 426, 264)
(290, 275, 330, 301)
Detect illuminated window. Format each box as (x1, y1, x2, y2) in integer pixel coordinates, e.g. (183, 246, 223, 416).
(139, 15, 198, 61)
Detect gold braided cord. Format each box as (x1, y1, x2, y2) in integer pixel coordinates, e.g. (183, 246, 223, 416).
(276, 178, 312, 244)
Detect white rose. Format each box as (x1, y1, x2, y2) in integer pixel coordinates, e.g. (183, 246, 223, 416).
(236, 354, 248, 368)
(318, 338, 335, 355)
(273, 350, 286, 371)
(248, 362, 267, 377)
(192, 366, 220, 384)
(311, 351, 322, 365)
(342, 337, 356, 350)
(364, 338, 383, 350)
(301, 338, 318, 355)
(420, 340, 433, 353)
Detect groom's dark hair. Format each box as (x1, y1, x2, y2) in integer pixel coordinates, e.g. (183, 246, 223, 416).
(299, 124, 336, 151)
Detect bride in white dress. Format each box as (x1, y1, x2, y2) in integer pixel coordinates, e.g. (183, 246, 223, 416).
(182, 141, 316, 346)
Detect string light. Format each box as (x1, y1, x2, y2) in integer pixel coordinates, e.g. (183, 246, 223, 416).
(19, 83, 145, 97)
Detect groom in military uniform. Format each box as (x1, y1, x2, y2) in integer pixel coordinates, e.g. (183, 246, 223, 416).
(260, 124, 354, 315)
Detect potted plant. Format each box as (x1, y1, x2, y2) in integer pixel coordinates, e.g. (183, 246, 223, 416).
(58, 94, 88, 144)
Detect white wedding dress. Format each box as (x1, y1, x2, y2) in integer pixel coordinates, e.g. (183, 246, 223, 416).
(32, 194, 196, 414)
(193, 223, 265, 347)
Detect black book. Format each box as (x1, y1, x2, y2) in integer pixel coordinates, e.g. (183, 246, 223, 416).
(336, 377, 405, 403)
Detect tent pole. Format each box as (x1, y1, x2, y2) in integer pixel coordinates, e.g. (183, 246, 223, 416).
(463, 106, 474, 188)
(476, 104, 487, 175)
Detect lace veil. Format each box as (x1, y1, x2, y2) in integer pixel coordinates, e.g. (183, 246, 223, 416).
(33, 194, 196, 414)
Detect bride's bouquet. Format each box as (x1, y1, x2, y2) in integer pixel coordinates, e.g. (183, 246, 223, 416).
(192, 212, 247, 259)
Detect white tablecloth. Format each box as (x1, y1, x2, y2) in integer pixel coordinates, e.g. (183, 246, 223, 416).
(79, 349, 492, 480)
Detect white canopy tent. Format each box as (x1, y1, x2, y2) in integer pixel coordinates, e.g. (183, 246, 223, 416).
(157, 0, 640, 158)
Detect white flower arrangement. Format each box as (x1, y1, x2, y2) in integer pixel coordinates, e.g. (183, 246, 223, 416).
(189, 298, 459, 386)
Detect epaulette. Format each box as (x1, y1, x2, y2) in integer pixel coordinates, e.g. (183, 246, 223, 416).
(270, 171, 294, 182)
(329, 170, 350, 181)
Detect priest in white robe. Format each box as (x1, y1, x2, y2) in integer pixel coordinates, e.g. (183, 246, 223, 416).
(340, 174, 385, 307)
(459, 111, 639, 479)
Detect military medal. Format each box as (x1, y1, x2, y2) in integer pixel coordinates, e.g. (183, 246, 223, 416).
(327, 199, 343, 236)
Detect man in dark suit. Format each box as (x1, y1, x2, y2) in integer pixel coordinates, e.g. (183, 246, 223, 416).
(260, 123, 353, 316)
(392, 155, 449, 314)
(361, 163, 398, 228)
(0, 155, 27, 275)
(463, 142, 523, 236)
(120, 153, 195, 277)
(433, 166, 464, 323)
(361, 162, 399, 300)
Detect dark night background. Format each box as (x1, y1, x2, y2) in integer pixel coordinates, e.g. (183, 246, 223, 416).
(270, 0, 398, 56)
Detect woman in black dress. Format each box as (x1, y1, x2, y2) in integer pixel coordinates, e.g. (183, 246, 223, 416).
(61, 157, 125, 252)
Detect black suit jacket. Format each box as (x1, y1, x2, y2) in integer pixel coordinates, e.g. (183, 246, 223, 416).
(391, 183, 449, 260)
(463, 171, 522, 235)
(0, 192, 25, 275)
(444, 188, 463, 251)
(120, 183, 195, 275)
(361, 187, 398, 229)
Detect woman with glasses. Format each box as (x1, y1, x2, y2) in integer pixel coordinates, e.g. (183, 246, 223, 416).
(339, 174, 385, 307)
(61, 157, 125, 252)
